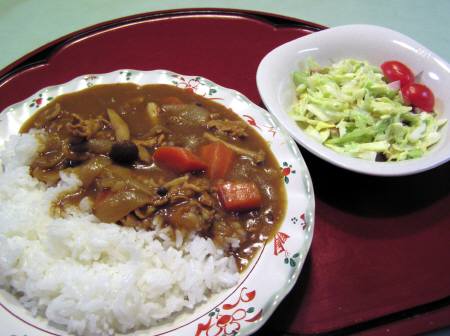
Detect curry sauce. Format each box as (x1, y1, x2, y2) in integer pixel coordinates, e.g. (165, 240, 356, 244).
(21, 84, 286, 271)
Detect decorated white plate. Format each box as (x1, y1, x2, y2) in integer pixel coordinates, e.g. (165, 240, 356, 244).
(0, 70, 314, 336)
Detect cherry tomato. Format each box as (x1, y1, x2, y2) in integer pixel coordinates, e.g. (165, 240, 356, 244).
(381, 61, 414, 86)
(401, 83, 435, 112)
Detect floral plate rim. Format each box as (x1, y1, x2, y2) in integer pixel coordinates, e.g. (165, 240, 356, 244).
(0, 69, 315, 336)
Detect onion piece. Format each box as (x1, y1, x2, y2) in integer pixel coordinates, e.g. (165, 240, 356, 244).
(94, 190, 152, 223)
(387, 80, 401, 91)
(163, 175, 189, 189)
(203, 132, 265, 163)
(65, 156, 112, 187)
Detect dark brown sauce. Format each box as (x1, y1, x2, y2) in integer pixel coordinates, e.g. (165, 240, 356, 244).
(21, 83, 286, 271)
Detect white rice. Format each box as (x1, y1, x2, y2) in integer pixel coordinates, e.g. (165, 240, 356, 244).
(0, 133, 239, 335)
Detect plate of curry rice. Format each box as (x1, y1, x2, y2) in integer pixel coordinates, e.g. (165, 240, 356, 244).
(0, 69, 314, 336)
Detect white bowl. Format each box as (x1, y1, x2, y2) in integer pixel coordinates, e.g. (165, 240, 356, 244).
(256, 24, 450, 176)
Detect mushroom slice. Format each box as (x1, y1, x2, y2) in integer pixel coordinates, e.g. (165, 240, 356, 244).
(146, 102, 160, 126)
(107, 108, 130, 141)
(136, 144, 152, 163)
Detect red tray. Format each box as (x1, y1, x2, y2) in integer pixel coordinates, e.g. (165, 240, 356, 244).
(1, 8, 449, 336)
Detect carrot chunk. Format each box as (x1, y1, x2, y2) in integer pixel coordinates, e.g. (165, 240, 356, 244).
(217, 181, 262, 212)
(153, 146, 207, 173)
(200, 142, 235, 179)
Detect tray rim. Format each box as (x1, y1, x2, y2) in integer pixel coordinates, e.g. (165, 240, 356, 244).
(0, 7, 326, 83)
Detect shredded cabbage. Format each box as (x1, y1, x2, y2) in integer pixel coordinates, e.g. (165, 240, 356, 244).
(290, 58, 447, 161)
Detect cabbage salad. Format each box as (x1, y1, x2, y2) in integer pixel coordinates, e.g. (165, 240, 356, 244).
(290, 58, 447, 161)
